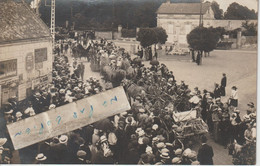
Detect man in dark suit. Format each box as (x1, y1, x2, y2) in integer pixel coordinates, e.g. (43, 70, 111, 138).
(220, 73, 227, 96)
(197, 135, 214, 165)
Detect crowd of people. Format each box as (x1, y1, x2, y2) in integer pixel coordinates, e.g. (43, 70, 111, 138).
(0, 37, 257, 165)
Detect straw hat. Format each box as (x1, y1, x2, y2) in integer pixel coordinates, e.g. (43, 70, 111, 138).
(100, 136, 107, 143)
(59, 135, 68, 144)
(4, 109, 13, 114)
(35, 153, 47, 161)
(160, 148, 170, 154)
(160, 152, 170, 159)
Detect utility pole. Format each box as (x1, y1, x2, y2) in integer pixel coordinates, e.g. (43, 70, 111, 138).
(45, 0, 55, 51)
(199, 0, 203, 27)
(111, 0, 115, 40)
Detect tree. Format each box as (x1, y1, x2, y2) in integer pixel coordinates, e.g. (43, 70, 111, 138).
(242, 21, 258, 36)
(187, 26, 220, 53)
(137, 27, 168, 48)
(211, 1, 223, 19)
(224, 2, 258, 20)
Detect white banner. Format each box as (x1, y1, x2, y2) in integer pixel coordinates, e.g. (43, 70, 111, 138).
(7, 86, 130, 150)
(172, 110, 197, 122)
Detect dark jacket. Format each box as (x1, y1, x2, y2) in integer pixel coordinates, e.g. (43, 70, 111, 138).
(221, 76, 227, 87)
(197, 144, 214, 165)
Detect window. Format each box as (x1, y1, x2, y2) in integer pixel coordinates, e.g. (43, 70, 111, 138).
(35, 48, 47, 63)
(0, 59, 17, 79)
(168, 24, 174, 34)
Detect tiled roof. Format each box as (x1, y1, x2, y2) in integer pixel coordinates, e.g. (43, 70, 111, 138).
(0, 1, 51, 43)
(157, 2, 211, 15)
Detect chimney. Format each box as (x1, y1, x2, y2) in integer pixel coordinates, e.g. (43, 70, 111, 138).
(166, 0, 171, 4)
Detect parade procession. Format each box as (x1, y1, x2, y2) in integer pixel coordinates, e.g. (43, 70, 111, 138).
(0, 0, 258, 165)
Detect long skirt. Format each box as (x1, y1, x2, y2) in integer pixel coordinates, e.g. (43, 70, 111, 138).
(230, 99, 238, 107)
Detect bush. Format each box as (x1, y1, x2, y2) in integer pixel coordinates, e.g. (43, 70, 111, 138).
(122, 29, 136, 38)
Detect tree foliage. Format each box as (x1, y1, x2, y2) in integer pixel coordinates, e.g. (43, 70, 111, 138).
(224, 2, 258, 20)
(137, 27, 167, 48)
(211, 1, 223, 19)
(242, 21, 258, 36)
(187, 26, 220, 52)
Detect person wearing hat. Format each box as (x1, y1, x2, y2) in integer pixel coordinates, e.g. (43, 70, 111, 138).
(211, 106, 221, 142)
(174, 148, 183, 158)
(24, 102, 36, 118)
(201, 89, 209, 122)
(220, 73, 227, 96)
(0, 138, 9, 162)
(229, 86, 238, 108)
(247, 102, 256, 113)
(244, 124, 254, 144)
(138, 153, 150, 165)
(219, 108, 231, 148)
(4, 107, 15, 124)
(15, 112, 23, 121)
(171, 157, 182, 164)
(197, 135, 214, 165)
(213, 83, 221, 99)
(159, 152, 171, 164)
(206, 100, 214, 133)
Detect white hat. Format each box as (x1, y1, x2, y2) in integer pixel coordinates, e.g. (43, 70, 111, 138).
(77, 150, 87, 158)
(138, 137, 144, 145)
(191, 161, 200, 165)
(183, 148, 192, 157)
(160, 148, 170, 154)
(16, 112, 23, 118)
(160, 152, 170, 159)
(49, 104, 56, 110)
(0, 138, 7, 146)
(175, 148, 183, 155)
(35, 153, 47, 161)
(138, 130, 145, 137)
(146, 146, 153, 154)
(5, 109, 14, 114)
(100, 135, 107, 143)
(156, 142, 166, 149)
(152, 124, 159, 130)
(135, 128, 142, 134)
(172, 157, 182, 164)
(59, 135, 68, 144)
(139, 108, 145, 113)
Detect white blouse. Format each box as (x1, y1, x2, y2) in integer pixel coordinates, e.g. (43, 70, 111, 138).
(231, 89, 238, 99)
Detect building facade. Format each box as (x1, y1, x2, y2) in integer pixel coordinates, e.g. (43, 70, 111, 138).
(0, 1, 52, 106)
(157, 1, 257, 48)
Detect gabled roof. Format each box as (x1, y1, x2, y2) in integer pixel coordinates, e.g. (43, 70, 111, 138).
(0, 1, 51, 43)
(157, 2, 211, 15)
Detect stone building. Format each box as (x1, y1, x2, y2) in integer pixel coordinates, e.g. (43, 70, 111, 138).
(156, 1, 257, 48)
(0, 1, 52, 106)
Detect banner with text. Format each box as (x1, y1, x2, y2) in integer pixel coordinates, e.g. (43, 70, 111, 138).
(7, 86, 131, 150)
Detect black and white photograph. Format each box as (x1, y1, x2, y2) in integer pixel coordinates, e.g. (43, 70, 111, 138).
(0, 0, 258, 165)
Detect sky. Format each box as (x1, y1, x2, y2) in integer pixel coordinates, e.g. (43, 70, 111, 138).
(207, 0, 258, 12)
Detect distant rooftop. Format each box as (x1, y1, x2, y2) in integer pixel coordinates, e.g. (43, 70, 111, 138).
(0, 1, 51, 44)
(157, 2, 211, 15)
